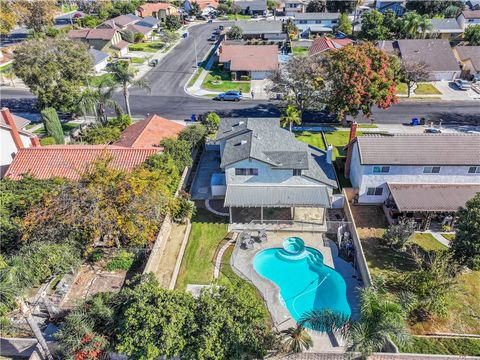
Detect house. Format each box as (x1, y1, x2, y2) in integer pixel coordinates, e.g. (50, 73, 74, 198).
(136, 16, 160, 30)
(234, 0, 267, 15)
(454, 46, 480, 80)
(0, 108, 39, 177)
(213, 118, 337, 224)
(293, 13, 341, 36)
(426, 18, 464, 40)
(99, 15, 154, 39)
(235, 20, 286, 42)
(283, 0, 306, 16)
(195, 0, 220, 16)
(456, 10, 480, 29)
(218, 44, 279, 80)
(309, 36, 353, 56)
(89, 48, 110, 73)
(136, 2, 179, 21)
(375, 0, 405, 16)
(68, 28, 130, 56)
(387, 39, 461, 81)
(114, 114, 185, 148)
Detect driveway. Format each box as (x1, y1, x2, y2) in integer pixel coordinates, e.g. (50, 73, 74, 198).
(250, 79, 271, 100)
(433, 81, 480, 100)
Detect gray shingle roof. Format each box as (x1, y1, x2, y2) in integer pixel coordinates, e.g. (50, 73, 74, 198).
(217, 118, 337, 187)
(387, 183, 480, 212)
(88, 48, 109, 65)
(234, 0, 267, 11)
(294, 12, 341, 20)
(235, 20, 283, 34)
(224, 185, 331, 207)
(356, 134, 480, 166)
(396, 39, 460, 72)
(429, 18, 463, 32)
(454, 46, 480, 72)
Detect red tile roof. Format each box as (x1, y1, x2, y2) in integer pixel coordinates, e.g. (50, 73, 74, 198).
(137, 2, 176, 16)
(5, 146, 159, 180)
(114, 115, 184, 148)
(309, 36, 352, 56)
(461, 10, 480, 19)
(194, 0, 219, 10)
(219, 45, 279, 71)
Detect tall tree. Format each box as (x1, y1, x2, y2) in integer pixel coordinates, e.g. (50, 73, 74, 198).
(358, 10, 389, 40)
(267, 55, 325, 115)
(323, 43, 398, 121)
(306, 0, 327, 13)
(160, 138, 193, 171)
(108, 61, 150, 116)
(405, 1, 463, 16)
(337, 12, 352, 35)
(226, 25, 243, 39)
(400, 11, 431, 39)
(0, 2, 17, 35)
(280, 105, 301, 132)
(400, 58, 429, 97)
(465, 24, 480, 46)
(41, 107, 65, 144)
(190, 1, 201, 16)
(450, 193, 480, 270)
(13, 38, 93, 112)
(77, 79, 121, 125)
(12, 0, 56, 32)
(327, 0, 357, 13)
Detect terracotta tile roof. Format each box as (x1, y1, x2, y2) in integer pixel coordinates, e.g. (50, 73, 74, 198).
(195, 0, 219, 10)
(86, 28, 117, 40)
(219, 45, 279, 71)
(461, 10, 480, 19)
(309, 36, 352, 56)
(5, 145, 159, 180)
(137, 2, 175, 15)
(114, 115, 184, 148)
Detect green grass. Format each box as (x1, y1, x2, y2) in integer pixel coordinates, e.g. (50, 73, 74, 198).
(292, 47, 309, 56)
(397, 336, 480, 356)
(130, 57, 146, 64)
(296, 131, 364, 160)
(295, 131, 326, 150)
(414, 83, 442, 95)
(88, 73, 114, 87)
(129, 41, 164, 53)
(104, 250, 134, 271)
(61, 3, 78, 12)
(410, 233, 448, 252)
(175, 208, 228, 290)
(0, 63, 13, 73)
(441, 233, 455, 242)
(226, 14, 252, 20)
(188, 67, 204, 87)
(396, 82, 408, 95)
(34, 121, 81, 136)
(357, 124, 378, 128)
(202, 64, 251, 93)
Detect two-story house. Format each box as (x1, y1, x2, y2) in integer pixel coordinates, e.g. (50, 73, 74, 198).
(456, 10, 480, 29)
(214, 118, 338, 225)
(68, 28, 130, 56)
(235, 20, 287, 43)
(234, 0, 267, 15)
(283, 0, 306, 16)
(293, 12, 341, 36)
(345, 127, 480, 229)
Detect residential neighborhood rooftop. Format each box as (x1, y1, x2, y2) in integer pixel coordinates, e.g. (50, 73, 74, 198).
(88, 48, 109, 66)
(460, 9, 480, 19)
(219, 45, 279, 72)
(309, 36, 353, 56)
(235, 20, 283, 34)
(428, 18, 463, 33)
(454, 46, 480, 72)
(356, 134, 480, 166)
(294, 12, 341, 20)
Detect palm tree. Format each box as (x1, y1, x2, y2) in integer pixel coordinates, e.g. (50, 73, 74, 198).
(280, 324, 313, 353)
(77, 80, 122, 125)
(280, 105, 301, 132)
(401, 11, 422, 39)
(300, 288, 409, 359)
(109, 61, 150, 117)
(418, 16, 432, 39)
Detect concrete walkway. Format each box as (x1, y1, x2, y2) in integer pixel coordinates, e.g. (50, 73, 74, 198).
(213, 237, 236, 279)
(424, 231, 451, 248)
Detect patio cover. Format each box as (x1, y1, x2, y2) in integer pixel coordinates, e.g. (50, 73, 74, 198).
(387, 183, 480, 212)
(224, 185, 331, 208)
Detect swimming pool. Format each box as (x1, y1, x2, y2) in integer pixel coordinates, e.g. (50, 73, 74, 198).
(253, 237, 351, 322)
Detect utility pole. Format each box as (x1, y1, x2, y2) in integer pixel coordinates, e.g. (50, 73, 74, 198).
(18, 299, 53, 360)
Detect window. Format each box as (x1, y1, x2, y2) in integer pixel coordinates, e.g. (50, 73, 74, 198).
(367, 187, 383, 196)
(373, 166, 390, 174)
(299, 20, 307, 24)
(468, 166, 480, 174)
(293, 169, 301, 176)
(423, 166, 441, 174)
(235, 168, 258, 176)
(315, 20, 322, 24)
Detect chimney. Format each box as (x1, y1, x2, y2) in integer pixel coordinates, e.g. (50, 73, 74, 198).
(326, 144, 333, 164)
(344, 122, 358, 179)
(30, 136, 41, 147)
(1, 108, 24, 150)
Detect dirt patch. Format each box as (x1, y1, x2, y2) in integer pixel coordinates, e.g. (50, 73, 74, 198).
(351, 204, 388, 229)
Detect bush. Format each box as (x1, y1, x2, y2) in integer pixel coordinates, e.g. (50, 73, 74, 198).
(104, 250, 134, 271)
(382, 218, 416, 250)
(40, 136, 56, 145)
(178, 123, 207, 149)
(173, 195, 196, 223)
(89, 249, 103, 263)
(134, 33, 145, 43)
(240, 75, 250, 81)
(107, 114, 132, 131)
(203, 112, 220, 134)
(41, 107, 65, 145)
(212, 75, 222, 83)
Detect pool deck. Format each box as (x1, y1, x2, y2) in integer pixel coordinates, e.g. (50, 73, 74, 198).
(230, 231, 361, 352)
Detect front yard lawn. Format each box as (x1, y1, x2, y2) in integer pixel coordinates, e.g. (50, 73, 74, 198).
(88, 73, 114, 87)
(442, 233, 455, 241)
(129, 41, 164, 53)
(226, 14, 252, 20)
(396, 82, 408, 94)
(202, 64, 251, 93)
(295, 131, 326, 150)
(411, 233, 448, 252)
(414, 83, 442, 95)
(292, 47, 309, 56)
(175, 207, 228, 290)
(130, 57, 147, 64)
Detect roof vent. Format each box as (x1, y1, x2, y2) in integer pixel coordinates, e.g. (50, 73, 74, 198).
(241, 140, 247, 145)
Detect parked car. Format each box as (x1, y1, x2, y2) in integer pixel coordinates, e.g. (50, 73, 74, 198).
(213, 29, 221, 35)
(218, 25, 224, 30)
(424, 128, 442, 134)
(208, 34, 218, 41)
(454, 79, 471, 90)
(216, 91, 243, 101)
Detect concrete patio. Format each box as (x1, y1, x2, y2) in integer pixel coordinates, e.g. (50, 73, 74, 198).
(230, 230, 361, 352)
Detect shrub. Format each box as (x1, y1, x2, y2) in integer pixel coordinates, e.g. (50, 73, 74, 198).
(240, 75, 250, 81)
(212, 75, 222, 83)
(41, 107, 65, 145)
(104, 250, 134, 271)
(40, 136, 56, 145)
(203, 112, 220, 134)
(178, 123, 207, 149)
(134, 33, 145, 43)
(173, 195, 196, 223)
(107, 114, 132, 131)
(382, 218, 416, 250)
(89, 249, 103, 263)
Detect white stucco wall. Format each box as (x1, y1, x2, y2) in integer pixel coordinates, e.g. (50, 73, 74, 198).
(0, 127, 32, 177)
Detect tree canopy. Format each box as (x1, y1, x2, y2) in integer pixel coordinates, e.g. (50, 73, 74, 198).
(12, 0, 56, 32)
(13, 38, 93, 112)
(405, 0, 463, 16)
(226, 25, 243, 39)
(41, 107, 65, 144)
(465, 25, 480, 46)
(0, 2, 16, 35)
(160, 138, 193, 171)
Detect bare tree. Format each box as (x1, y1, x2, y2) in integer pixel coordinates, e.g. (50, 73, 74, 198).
(400, 59, 429, 97)
(267, 56, 326, 115)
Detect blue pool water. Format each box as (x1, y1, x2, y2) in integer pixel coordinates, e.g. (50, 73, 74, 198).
(253, 237, 351, 322)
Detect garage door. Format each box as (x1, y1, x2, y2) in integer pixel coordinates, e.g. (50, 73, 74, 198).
(430, 71, 456, 81)
(251, 71, 270, 80)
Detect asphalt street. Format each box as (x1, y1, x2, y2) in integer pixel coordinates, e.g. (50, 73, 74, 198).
(1, 22, 479, 125)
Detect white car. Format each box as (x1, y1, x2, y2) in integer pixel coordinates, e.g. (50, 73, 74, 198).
(454, 79, 471, 90)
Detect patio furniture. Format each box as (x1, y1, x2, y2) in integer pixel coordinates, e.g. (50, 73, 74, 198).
(258, 230, 267, 243)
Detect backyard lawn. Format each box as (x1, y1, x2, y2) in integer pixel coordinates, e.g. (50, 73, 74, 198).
(411, 233, 448, 251)
(88, 73, 114, 87)
(175, 207, 228, 290)
(292, 47, 309, 56)
(202, 64, 251, 93)
(397, 336, 480, 356)
(414, 83, 442, 95)
(296, 130, 364, 160)
(129, 41, 164, 53)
